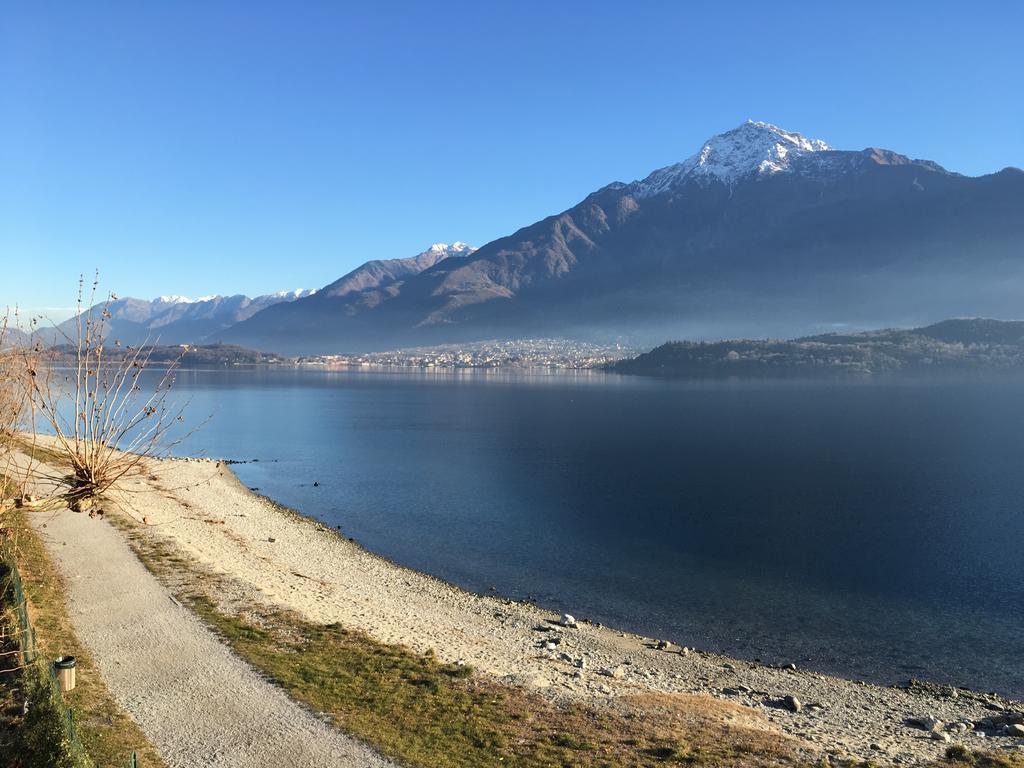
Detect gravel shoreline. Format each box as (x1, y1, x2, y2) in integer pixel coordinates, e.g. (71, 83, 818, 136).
(64, 454, 1024, 765)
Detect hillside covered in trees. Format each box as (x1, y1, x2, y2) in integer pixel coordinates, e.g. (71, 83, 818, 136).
(614, 319, 1024, 377)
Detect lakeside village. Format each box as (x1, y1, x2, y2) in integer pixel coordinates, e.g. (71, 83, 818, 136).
(295, 338, 637, 370)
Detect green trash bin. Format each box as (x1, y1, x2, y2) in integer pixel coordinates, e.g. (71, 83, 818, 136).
(54, 655, 76, 692)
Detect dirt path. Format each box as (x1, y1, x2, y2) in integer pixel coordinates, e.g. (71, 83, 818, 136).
(28, 505, 396, 768)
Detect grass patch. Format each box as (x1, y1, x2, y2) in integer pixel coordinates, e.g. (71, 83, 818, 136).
(942, 745, 1024, 767)
(0, 507, 165, 768)
(11, 436, 68, 470)
(1, 471, 17, 500)
(1, 559, 91, 768)
(187, 595, 800, 767)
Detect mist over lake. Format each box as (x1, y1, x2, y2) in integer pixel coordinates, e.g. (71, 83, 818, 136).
(158, 367, 1024, 699)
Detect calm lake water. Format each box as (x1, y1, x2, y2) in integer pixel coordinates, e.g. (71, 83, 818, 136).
(159, 367, 1024, 698)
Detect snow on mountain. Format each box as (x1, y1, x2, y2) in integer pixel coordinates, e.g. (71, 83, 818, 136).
(321, 242, 475, 299)
(154, 289, 315, 305)
(53, 288, 316, 346)
(426, 242, 473, 255)
(633, 120, 834, 195)
(258, 288, 318, 301)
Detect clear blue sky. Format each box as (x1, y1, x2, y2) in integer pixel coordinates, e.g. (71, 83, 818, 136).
(3, 1, 1022, 319)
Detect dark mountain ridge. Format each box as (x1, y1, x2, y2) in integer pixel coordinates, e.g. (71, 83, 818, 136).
(320, 242, 474, 299)
(614, 318, 1024, 377)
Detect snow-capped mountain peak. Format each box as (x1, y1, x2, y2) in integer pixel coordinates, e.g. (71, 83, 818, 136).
(259, 288, 317, 301)
(633, 120, 833, 195)
(154, 294, 220, 304)
(687, 120, 830, 177)
(426, 242, 474, 255)
(57, 288, 319, 346)
(152, 290, 315, 306)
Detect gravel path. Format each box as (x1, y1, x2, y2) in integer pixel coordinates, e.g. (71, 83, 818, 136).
(29, 505, 396, 768)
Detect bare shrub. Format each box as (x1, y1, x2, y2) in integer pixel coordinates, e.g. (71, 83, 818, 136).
(27, 276, 193, 509)
(0, 310, 33, 503)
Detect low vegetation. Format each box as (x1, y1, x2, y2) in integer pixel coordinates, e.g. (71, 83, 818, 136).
(1, 553, 92, 768)
(1, 312, 32, 503)
(187, 602, 803, 767)
(943, 744, 1024, 767)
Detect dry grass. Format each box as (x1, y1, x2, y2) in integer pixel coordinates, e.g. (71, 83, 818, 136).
(941, 744, 1024, 768)
(10, 437, 66, 470)
(1, 311, 34, 507)
(185, 598, 805, 768)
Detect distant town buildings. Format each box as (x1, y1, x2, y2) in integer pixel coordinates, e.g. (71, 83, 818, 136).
(297, 339, 635, 371)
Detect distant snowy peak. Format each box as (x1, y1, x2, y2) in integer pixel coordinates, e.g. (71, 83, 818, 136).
(426, 242, 474, 257)
(633, 120, 836, 195)
(56, 286, 316, 346)
(258, 288, 317, 302)
(321, 242, 476, 299)
(153, 289, 315, 305)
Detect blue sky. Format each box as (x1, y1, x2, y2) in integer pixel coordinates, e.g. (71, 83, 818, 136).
(3, 1, 1022, 319)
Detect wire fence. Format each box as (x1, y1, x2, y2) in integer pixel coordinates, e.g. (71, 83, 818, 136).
(8, 557, 38, 666)
(4, 555, 139, 767)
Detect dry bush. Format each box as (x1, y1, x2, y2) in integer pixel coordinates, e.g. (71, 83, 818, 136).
(26, 276, 193, 509)
(0, 310, 34, 503)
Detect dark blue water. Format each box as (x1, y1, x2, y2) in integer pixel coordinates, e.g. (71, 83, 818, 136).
(161, 367, 1024, 698)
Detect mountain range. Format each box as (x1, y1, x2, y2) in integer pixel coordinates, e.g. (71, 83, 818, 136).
(51, 242, 477, 347)
(61, 121, 1024, 353)
(50, 290, 316, 347)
